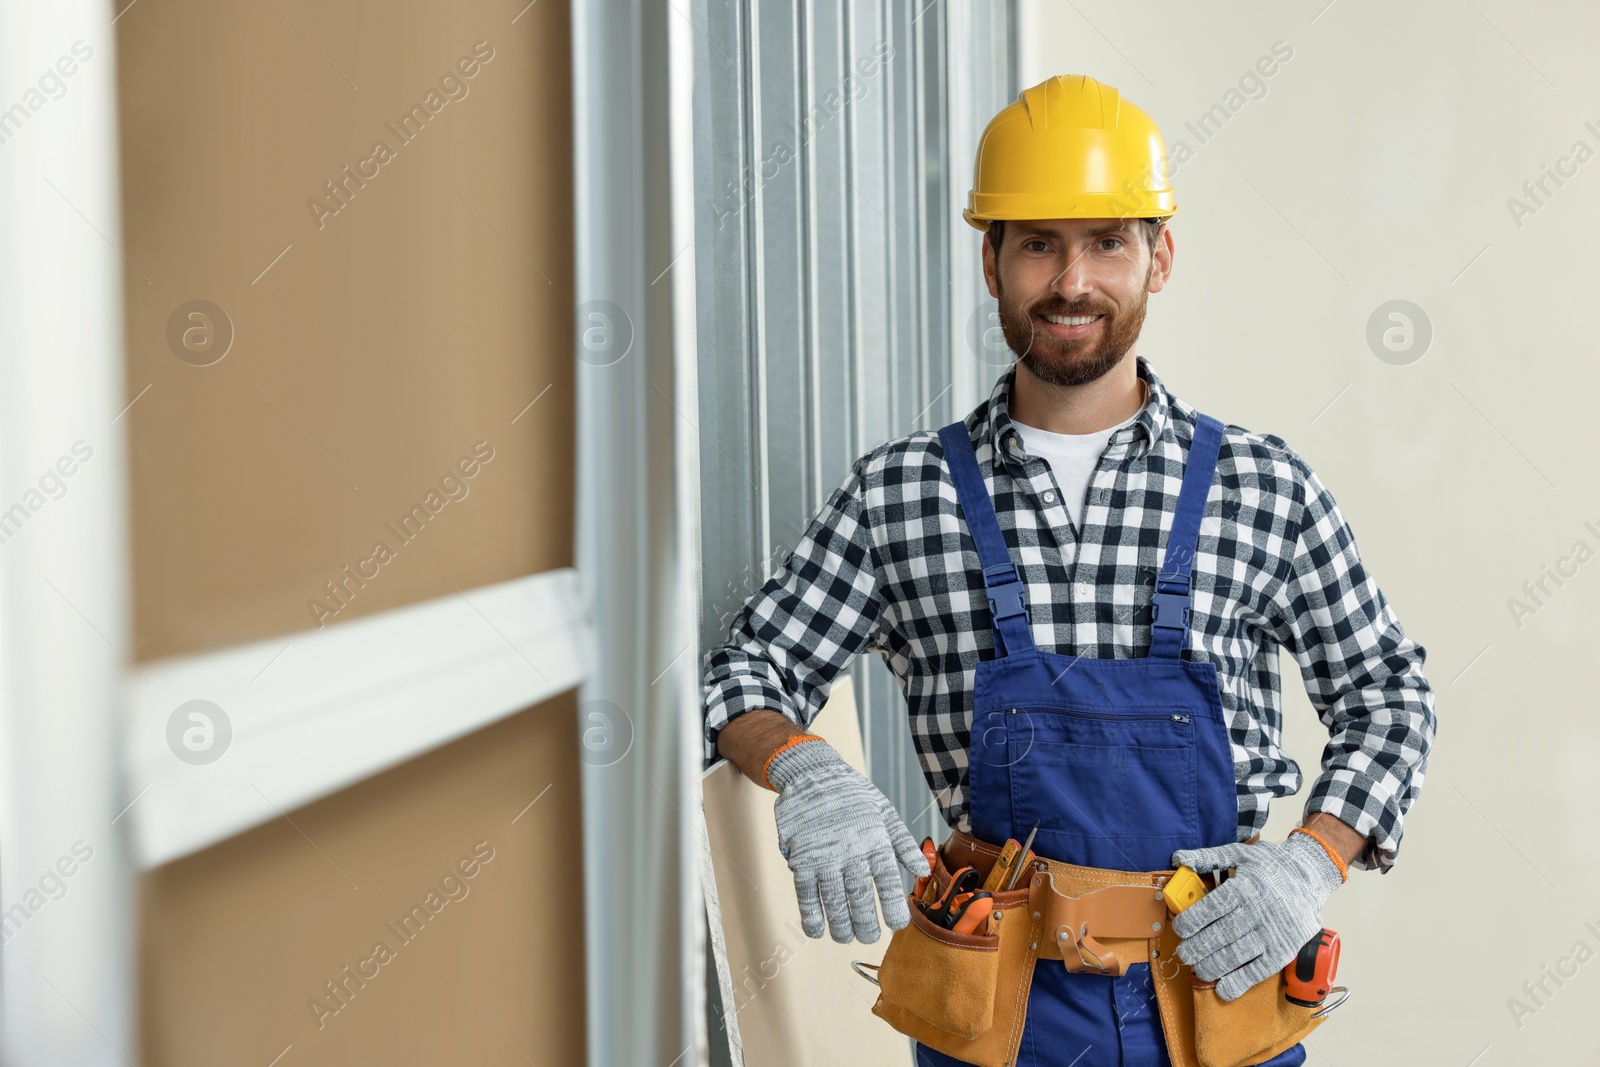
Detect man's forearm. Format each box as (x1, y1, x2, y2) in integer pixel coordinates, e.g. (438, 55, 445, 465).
(715, 709, 810, 789)
(1301, 811, 1367, 868)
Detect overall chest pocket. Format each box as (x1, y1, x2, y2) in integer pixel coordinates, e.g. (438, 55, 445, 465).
(1006, 708, 1199, 867)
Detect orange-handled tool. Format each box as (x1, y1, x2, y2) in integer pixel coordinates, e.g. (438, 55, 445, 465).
(951, 893, 995, 935)
(913, 837, 938, 900)
(923, 867, 981, 928)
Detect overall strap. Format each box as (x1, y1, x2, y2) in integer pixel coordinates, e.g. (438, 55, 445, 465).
(1150, 413, 1224, 659)
(937, 422, 1038, 659)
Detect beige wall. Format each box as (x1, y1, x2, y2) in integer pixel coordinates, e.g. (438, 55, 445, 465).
(115, 0, 579, 1062)
(1023, 3, 1599, 1062)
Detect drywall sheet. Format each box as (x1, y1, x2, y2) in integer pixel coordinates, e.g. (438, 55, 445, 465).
(115, 0, 574, 661)
(701, 676, 913, 1067)
(139, 692, 585, 1066)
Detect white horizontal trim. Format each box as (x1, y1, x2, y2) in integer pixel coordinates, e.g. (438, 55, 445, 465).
(123, 568, 593, 868)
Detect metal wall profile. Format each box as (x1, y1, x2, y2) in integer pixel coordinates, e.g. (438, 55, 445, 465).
(688, 0, 1018, 1059)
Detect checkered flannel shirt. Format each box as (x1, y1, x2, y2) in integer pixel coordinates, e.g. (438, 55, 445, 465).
(701, 355, 1435, 872)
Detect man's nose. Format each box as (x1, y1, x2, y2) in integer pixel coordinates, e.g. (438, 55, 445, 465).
(1050, 246, 1095, 297)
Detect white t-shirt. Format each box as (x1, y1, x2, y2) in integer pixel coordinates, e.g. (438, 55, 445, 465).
(1011, 397, 1143, 531)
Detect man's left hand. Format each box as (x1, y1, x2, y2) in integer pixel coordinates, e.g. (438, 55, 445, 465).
(1168, 834, 1344, 1001)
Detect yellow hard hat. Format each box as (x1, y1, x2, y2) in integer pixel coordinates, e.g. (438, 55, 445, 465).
(963, 74, 1178, 231)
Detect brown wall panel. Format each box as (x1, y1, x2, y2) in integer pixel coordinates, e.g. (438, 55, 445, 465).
(116, 0, 573, 661)
(138, 692, 584, 1066)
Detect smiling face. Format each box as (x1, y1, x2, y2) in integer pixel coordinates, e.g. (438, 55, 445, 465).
(982, 217, 1173, 388)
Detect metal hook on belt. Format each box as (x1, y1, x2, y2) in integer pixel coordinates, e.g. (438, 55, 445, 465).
(1311, 985, 1349, 1019)
(850, 960, 881, 987)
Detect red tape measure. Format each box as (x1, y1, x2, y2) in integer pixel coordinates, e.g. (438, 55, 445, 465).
(1284, 928, 1340, 1007)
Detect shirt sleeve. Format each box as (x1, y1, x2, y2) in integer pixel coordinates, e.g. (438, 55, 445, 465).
(1267, 444, 1437, 874)
(700, 456, 887, 766)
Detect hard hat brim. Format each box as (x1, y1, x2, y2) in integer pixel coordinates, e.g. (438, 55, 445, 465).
(963, 201, 1179, 232)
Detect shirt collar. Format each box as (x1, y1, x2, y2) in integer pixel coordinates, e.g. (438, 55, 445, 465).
(981, 354, 1170, 466)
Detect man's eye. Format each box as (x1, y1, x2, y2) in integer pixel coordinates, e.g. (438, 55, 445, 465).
(1025, 240, 1049, 252)
(1100, 238, 1123, 251)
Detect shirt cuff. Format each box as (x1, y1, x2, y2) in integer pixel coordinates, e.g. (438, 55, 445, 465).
(702, 668, 804, 766)
(1301, 786, 1396, 874)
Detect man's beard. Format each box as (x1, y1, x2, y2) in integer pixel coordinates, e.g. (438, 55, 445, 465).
(996, 280, 1149, 388)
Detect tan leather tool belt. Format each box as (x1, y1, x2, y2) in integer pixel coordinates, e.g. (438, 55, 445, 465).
(866, 829, 1325, 1067)
(940, 829, 1185, 976)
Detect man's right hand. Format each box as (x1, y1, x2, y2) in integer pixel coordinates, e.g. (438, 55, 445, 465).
(765, 739, 930, 944)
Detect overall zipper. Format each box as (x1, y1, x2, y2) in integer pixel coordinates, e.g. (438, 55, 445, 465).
(1007, 707, 1191, 724)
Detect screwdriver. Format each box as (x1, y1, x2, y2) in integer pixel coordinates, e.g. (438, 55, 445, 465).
(1003, 822, 1040, 892)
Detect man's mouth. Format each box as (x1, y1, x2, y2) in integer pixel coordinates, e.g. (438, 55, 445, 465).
(1037, 311, 1104, 338)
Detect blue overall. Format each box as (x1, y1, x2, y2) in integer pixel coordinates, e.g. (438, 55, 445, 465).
(915, 416, 1306, 1067)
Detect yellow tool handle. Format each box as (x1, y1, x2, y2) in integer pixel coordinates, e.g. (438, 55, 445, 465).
(1161, 865, 1207, 914)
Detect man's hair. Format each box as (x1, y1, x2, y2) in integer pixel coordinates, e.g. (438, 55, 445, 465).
(986, 217, 1168, 261)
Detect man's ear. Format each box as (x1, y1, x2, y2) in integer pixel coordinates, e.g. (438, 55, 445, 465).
(1145, 224, 1175, 295)
(982, 231, 1000, 299)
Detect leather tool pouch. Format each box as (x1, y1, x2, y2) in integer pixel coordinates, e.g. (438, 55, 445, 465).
(869, 841, 1039, 1067)
(875, 889, 1000, 1039)
(1187, 977, 1323, 1067)
(1146, 880, 1327, 1067)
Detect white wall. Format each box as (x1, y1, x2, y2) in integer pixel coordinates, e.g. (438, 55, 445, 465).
(1027, 2, 1599, 1061)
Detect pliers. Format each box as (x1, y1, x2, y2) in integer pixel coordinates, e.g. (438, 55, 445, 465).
(922, 866, 994, 934)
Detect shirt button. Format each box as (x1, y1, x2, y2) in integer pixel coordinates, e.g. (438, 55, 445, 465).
(1042, 490, 1056, 503)
(1075, 582, 1093, 598)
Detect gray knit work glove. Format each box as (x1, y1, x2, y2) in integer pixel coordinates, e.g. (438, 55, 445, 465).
(767, 740, 931, 944)
(1169, 833, 1344, 1001)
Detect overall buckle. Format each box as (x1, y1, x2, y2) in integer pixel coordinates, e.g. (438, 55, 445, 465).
(1150, 574, 1192, 633)
(984, 564, 1027, 621)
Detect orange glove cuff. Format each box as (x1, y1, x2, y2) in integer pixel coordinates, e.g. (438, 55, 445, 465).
(761, 733, 826, 792)
(1290, 826, 1348, 884)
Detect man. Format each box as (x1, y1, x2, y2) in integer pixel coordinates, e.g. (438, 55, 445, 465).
(702, 74, 1434, 1066)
